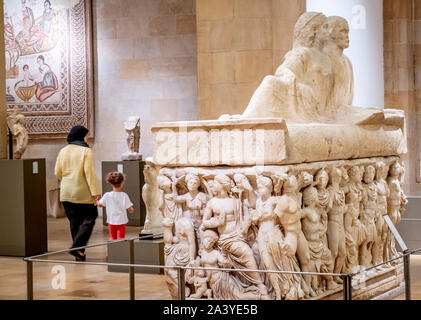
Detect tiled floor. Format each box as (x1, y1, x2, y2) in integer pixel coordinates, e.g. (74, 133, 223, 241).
(0, 217, 420, 300)
(0, 217, 171, 300)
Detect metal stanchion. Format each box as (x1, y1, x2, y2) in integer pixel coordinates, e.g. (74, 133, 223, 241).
(403, 250, 411, 300)
(342, 274, 353, 300)
(26, 260, 33, 300)
(177, 268, 186, 300)
(8, 129, 13, 160)
(129, 239, 135, 300)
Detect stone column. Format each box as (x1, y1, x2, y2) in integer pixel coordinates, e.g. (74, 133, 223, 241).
(306, 0, 385, 108)
(0, 0, 7, 159)
(383, 0, 420, 195)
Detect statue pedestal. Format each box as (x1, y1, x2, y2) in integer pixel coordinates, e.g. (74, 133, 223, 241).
(107, 238, 164, 274)
(101, 160, 146, 227)
(0, 159, 47, 257)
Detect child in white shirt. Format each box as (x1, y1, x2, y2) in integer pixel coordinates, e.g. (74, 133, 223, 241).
(98, 172, 134, 240)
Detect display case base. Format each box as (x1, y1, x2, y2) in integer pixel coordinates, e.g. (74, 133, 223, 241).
(107, 239, 164, 274)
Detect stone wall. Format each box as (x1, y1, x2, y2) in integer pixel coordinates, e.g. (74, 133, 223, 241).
(197, 0, 305, 120)
(383, 0, 421, 195)
(93, 0, 198, 161)
(22, 0, 199, 216)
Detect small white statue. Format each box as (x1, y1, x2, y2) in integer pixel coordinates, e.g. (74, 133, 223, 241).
(141, 160, 163, 235)
(7, 109, 29, 159)
(121, 116, 142, 161)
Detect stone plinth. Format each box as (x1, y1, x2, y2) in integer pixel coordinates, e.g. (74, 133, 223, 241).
(152, 118, 406, 166)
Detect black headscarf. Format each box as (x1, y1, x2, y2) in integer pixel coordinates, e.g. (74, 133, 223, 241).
(67, 125, 89, 147)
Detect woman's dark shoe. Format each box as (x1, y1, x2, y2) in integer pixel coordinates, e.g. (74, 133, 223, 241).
(69, 250, 86, 261)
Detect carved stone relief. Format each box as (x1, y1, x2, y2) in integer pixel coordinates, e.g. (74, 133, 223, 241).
(160, 156, 406, 300)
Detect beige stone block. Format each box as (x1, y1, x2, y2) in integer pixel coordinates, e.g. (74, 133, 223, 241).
(384, 50, 393, 68)
(234, 0, 272, 18)
(148, 57, 197, 79)
(197, 53, 212, 84)
(95, 0, 131, 20)
(198, 52, 235, 84)
(150, 99, 180, 121)
(159, 35, 197, 57)
(415, 45, 421, 67)
(178, 98, 199, 120)
(134, 37, 162, 58)
(116, 18, 149, 39)
(197, 20, 234, 53)
(125, 0, 160, 18)
(159, 0, 195, 15)
(211, 52, 235, 83)
(415, 88, 421, 105)
(383, 21, 393, 51)
(94, 19, 117, 40)
(416, 21, 421, 44)
(198, 84, 213, 119)
(235, 50, 273, 83)
(131, 80, 165, 101)
(392, 44, 412, 68)
(415, 67, 421, 89)
(209, 83, 236, 118)
(196, 0, 234, 21)
(233, 18, 272, 51)
(393, 19, 410, 44)
(392, 91, 416, 117)
(383, 0, 394, 20)
(176, 14, 197, 34)
(416, 0, 421, 19)
(273, 50, 288, 69)
(384, 92, 395, 108)
(384, 68, 394, 92)
(273, 19, 295, 52)
(209, 20, 234, 52)
(149, 15, 176, 36)
(392, 0, 411, 19)
(272, 0, 306, 20)
(162, 76, 197, 99)
(118, 59, 150, 80)
(234, 82, 260, 114)
(398, 68, 411, 91)
(96, 39, 135, 60)
(197, 21, 211, 53)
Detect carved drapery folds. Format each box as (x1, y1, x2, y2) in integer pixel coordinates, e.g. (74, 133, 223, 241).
(160, 156, 407, 300)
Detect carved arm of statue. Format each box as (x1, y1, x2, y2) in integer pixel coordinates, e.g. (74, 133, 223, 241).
(202, 208, 226, 230)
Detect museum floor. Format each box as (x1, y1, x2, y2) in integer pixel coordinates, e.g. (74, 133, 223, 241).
(0, 217, 420, 300)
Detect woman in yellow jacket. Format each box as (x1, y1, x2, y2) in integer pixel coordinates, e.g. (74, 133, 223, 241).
(55, 126, 101, 261)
